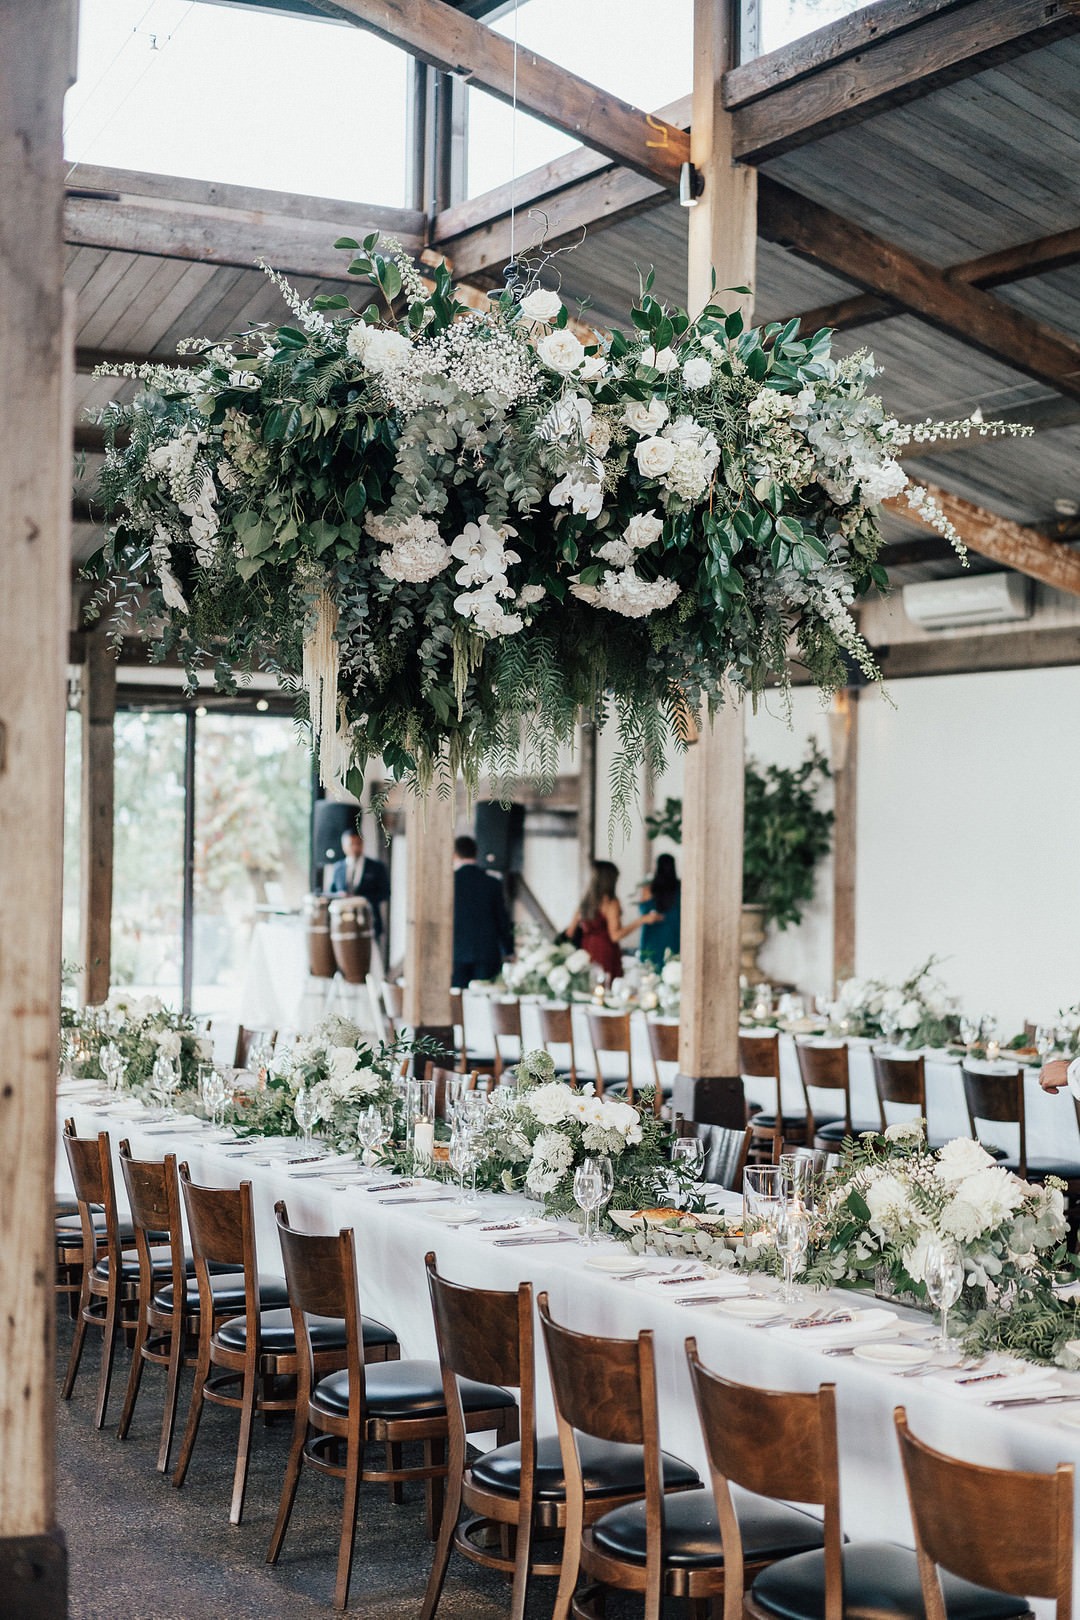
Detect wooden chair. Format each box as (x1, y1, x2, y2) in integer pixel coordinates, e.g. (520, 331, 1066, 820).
(55, 1187, 136, 1324)
(449, 987, 497, 1078)
(795, 1040, 875, 1151)
(646, 1017, 679, 1095)
(234, 1025, 277, 1070)
(542, 1293, 783, 1620)
(490, 996, 524, 1079)
(586, 1008, 645, 1106)
(741, 1032, 806, 1160)
(895, 1408, 1073, 1620)
(422, 1256, 700, 1620)
(425, 1063, 488, 1123)
(961, 1065, 1080, 1185)
(685, 1350, 1027, 1620)
(537, 1001, 581, 1086)
(61, 1122, 142, 1428)
(266, 1209, 517, 1611)
(696, 1124, 754, 1193)
(172, 1169, 346, 1525)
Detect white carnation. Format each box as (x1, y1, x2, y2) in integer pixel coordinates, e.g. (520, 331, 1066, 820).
(682, 356, 712, 389)
(358, 327, 413, 376)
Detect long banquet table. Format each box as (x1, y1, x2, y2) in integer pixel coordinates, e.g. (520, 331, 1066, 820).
(57, 1087, 1080, 1614)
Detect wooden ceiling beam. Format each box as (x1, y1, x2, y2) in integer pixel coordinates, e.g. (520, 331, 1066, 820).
(309, 0, 689, 189)
(869, 623, 1080, 680)
(759, 176, 1080, 402)
(885, 481, 1080, 595)
(725, 0, 1080, 163)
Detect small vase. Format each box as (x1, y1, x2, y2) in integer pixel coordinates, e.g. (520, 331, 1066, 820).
(740, 904, 768, 981)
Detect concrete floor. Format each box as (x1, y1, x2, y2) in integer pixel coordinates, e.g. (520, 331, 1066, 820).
(54, 1314, 544, 1620)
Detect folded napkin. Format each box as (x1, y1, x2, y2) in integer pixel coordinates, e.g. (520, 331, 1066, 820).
(635, 1270, 749, 1299)
(776, 1306, 898, 1348)
(921, 1362, 1059, 1402)
(472, 1217, 549, 1240)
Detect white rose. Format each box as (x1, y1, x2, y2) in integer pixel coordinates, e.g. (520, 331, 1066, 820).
(682, 356, 712, 390)
(934, 1137, 995, 1185)
(537, 330, 585, 375)
(897, 998, 922, 1031)
(623, 397, 669, 436)
(640, 345, 678, 374)
(547, 965, 571, 996)
(519, 287, 563, 323)
(661, 959, 682, 989)
(359, 327, 413, 376)
(326, 1045, 360, 1083)
(624, 511, 664, 550)
(580, 353, 607, 380)
(565, 948, 591, 975)
(528, 1087, 576, 1127)
(634, 437, 677, 479)
(352, 1065, 381, 1096)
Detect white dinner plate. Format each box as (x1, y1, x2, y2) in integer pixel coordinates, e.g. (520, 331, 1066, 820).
(715, 1297, 786, 1321)
(585, 1253, 647, 1274)
(851, 1341, 929, 1368)
(427, 1205, 481, 1223)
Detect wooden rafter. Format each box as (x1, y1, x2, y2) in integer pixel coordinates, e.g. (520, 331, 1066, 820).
(758, 177, 1080, 403)
(725, 0, 1080, 163)
(310, 0, 690, 189)
(886, 482, 1080, 595)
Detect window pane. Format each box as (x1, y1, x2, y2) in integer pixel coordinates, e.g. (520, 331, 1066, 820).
(192, 715, 312, 1026)
(112, 712, 187, 998)
(467, 0, 693, 197)
(66, 0, 409, 206)
(755, 0, 878, 59)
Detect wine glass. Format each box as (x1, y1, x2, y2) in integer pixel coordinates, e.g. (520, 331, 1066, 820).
(449, 1121, 479, 1206)
(356, 1105, 382, 1176)
(1035, 1024, 1055, 1062)
(879, 1007, 900, 1047)
(593, 1154, 615, 1234)
(153, 1053, 181, 1114)
(293, 1085, 319, 1150)
(959, 1014, 980, 1050)
(443, 1074, 467, 1125)
(573, 1156, 605, 1245)
(100, 1040, 123, 1094)
(743, 1165, 782, 1233)
(924, 1237, 965, 1350)
(671, 1135, 705, 1204)
(776, 1198, 811, 1302)
(203, 1068, 228, 1130)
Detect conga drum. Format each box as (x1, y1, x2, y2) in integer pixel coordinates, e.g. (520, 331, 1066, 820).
(329, 896, 374, 985)
(303, 894, 336, 979)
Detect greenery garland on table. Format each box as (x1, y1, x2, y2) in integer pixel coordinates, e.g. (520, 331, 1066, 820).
(85, 237, 1026, 823)
(62, 992, 213, 1103)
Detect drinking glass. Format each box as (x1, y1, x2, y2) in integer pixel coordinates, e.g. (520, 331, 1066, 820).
(959, 1014, 980, 1049)
(443, 1074, 467, 1125)
(248, 1039, 273, 1082)
(356, 1106, 382, 1175)
(671, 1135, 705, 1204)
(775, 1199, 811, 1302)
(449, 1122, 479, 1205)
(100, 1041, 122, 1094)
(743, 1165, 782, 1233)
(197, 1063, 216, 1115)
(293, 1085, 319, 1149)
(779, 1150, 825, 1210)
(594, 1155, 615, 1233)
(203, 1069, 228, 1129)
(879, 1008, 899, 1045)
(924, 1237, 965, 1350)
(153, 1053, 181, 1113)
(1035, 1024, 1056, 1062)
(573, 1156, 605, 1244)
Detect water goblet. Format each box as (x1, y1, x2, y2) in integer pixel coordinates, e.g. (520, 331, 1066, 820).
(293, 1085, 320, 1150)
(153, 1053, 181, 1114)
(1035, 1024, 1055, 1062)
(924, 1237, 965, 1350)
(203, 1069, 228, 1129)
(775, 1198, 811, 1302)
(671, 1135, 705, 1205)
(743, 1164, 782, 1234)
(959, 1014, 980, 1050)
(356, 1106, 382, 1177)
(449, 1122, 479, 1205)
(573, 1156, 605, 1245)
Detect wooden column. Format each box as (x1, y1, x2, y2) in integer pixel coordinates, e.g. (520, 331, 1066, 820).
(0, 0, 76, 1608)
(675, 0, 757, 1126)
(402, 791, 455, 1053)
(79, 630, 116, 1006)
(577, 721, 597, 896)
(829, 690, 859, 990)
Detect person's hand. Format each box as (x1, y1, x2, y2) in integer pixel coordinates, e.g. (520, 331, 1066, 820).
(640, 910, 662, 926)
(1039, 1057, 1071, 1094)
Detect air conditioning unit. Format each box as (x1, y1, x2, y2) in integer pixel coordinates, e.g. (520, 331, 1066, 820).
(902, 573, 1031, 631)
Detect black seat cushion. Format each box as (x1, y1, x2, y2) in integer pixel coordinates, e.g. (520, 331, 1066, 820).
(55, 1198, 79, 1218)
(311, 1359, 515, 1422)
(213, 1306, 398, 1355)
(1017, 1159, 1080, 1182)
(591, 1484, 824, 1570)
(813, 1120, 877, 1143)
(750, 1113, 812, 1132)
(56, 1214, 136, 1249)
(470, 1434, 699, 1503)
(152, 1272, 290, 1314)
(751, 1541, 1029, 1620)
(94, 1252, 233, 1285)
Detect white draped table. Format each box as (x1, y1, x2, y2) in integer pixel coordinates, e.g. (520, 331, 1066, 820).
(57, 1090, 1080, 1612)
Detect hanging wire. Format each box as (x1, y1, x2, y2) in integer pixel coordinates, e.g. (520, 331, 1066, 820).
(503, 0, 523, 299)
(65, 1, 196, 182)
(63, 0, 161, 142)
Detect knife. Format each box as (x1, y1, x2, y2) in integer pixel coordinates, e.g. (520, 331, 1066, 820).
(492, 1233, 578, 1247)
(986, 1392, 1080, 1408)
(378, 1196, 454, 1205)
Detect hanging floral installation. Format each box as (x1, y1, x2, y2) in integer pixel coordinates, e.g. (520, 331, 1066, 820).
(86, 237, 1027, 818)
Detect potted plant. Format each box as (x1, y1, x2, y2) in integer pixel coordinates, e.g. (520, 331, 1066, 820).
(645, 742, 833, 976)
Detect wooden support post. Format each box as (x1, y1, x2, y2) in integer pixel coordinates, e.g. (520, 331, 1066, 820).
(829, 691, 858, 992)
(79, 630, 116, 1007)
(402, 792, 455, 1057)
(0, 0, 76, 1608)
(577, 722, 597, 898)
(674, 0, 756, 1129)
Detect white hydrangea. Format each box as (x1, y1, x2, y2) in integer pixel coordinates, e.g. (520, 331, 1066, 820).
(595, 539, 635, 567)
(367, 512, 452, 584)
(572, 568, 680, 619)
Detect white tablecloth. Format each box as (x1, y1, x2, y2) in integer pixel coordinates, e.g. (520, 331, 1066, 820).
(57, 1090, 1080, 1612)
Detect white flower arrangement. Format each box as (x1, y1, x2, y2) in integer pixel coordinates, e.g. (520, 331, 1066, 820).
(62, 994, 210, 1099)
(831, 956, 960, 1049)
(501, 930, 594, 999)
(255, 1016, 402, 1150)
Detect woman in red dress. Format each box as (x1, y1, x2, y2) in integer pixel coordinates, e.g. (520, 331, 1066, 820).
(566, 860, 644, 983)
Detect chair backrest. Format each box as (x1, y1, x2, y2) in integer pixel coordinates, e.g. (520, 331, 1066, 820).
(119, 1141, 187, 1301)
(961, 1065, 1026, 1175)
(686, 1342, 843, 1620)
(696, 1124, 753, 1192)
(426, 1253, 534, 1486)
(179, 1165, 260, 1347)
(537, 1002, 577, 1085)
(235, 1026, 277, 1070)
(448, 988, 469, 1071)
(895, 1408, 1073, 1620)
(796, 1041, 852, 1136)
(490, 998, 521, 1078)
(425, 1063, 484, 1120)
(739, 1031, 783, 1121)
(586, 1008, 633, 1099)
(872, 1052, 927, 1131)
(539, 1291, 667, 1604)
(63, 1122, 120, 1268)
(275, 1203, 367, 1413)
(646, 1016, 679, 1069)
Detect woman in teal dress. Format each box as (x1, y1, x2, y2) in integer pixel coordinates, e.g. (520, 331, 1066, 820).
(638, 853, 681, 968)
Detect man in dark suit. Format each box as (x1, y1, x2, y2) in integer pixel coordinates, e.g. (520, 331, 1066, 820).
(452, 834, 513, 986)
(326, 829, 391, 946)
